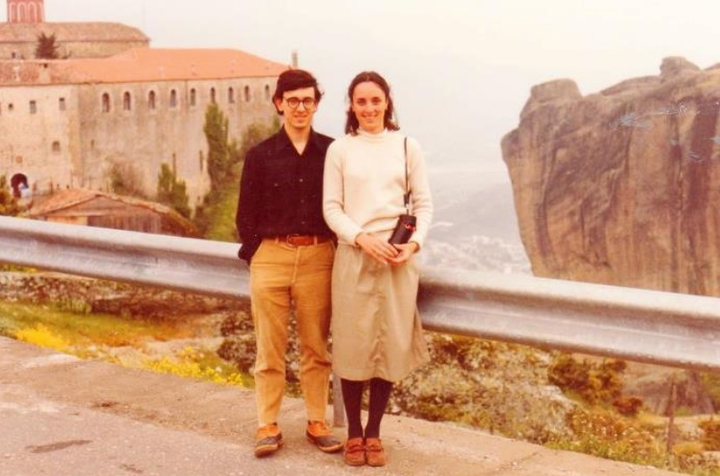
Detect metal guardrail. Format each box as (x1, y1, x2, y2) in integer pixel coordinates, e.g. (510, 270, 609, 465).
(1, 216, 720, 423)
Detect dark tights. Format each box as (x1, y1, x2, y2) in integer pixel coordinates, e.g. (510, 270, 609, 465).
(341, 378, 393, 439)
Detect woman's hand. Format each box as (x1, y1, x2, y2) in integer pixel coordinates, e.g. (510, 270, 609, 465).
(355, 232, 399, 264)
(387, 242, 419, 266)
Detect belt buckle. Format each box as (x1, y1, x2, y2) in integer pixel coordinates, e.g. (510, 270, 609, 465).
(286, 233, 303, 247)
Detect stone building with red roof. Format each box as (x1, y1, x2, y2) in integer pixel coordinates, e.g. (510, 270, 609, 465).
(0, 0, 287, 208)
(2, 0, 149, 59)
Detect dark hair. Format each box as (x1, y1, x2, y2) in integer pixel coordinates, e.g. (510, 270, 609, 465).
(345, 71, 399, 135)
(272, 69, 323, 115)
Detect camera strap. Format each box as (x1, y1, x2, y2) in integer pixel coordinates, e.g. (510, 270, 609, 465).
(403, 137, 411, 214)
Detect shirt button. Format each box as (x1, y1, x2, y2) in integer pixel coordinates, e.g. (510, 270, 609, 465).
(301, 220, 306, 225)
(299, 178, 304, 183)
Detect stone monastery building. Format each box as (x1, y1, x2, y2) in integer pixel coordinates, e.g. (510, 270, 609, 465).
(0, 0, 286, 205)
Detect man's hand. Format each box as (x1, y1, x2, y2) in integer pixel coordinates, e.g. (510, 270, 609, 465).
(355, 232, 399, 264)
(387, 242, 419, 266)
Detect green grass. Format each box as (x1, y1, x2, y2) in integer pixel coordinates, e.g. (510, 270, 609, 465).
(0, 301, 192, 348)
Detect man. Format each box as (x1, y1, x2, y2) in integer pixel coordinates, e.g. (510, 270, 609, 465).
(235, 69, 342, 457)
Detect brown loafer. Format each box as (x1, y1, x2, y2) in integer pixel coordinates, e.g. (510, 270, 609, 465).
(343, 437, 366, 466)
(365, 438, 386, 467)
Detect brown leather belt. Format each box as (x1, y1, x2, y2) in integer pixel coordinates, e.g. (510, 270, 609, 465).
(273, 234, 332, 247)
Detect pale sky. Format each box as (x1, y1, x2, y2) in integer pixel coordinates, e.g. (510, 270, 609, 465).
(6, 0, 720, 185)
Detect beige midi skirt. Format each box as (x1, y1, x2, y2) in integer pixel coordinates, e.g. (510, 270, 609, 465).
(331, 243, 429, 382)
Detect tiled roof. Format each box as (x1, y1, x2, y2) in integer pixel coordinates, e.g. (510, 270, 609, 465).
(0, 22, 149, 43)
(25, 188, 198, 235)
(0, 47, 288, 85)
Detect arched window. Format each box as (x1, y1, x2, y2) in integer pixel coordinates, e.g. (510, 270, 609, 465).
(244, 85, 251, 102)
(52, 141, 61, 153)
(17, 4, 25, 22)
(228, 87, 235, 104)
(102, 93, 111, 113)
(170, 89, 178, 108)
(29, 3, 37, 22)
(190, 88, 197, 107)
(148, 90, 156, 110)
(9, 4, 16, 22)
(123, 92, 132, 111)
(210, 87, 217, 104)
(264, 84, 271, 101)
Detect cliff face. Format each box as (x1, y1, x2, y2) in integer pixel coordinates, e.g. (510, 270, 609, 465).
(502, 57, 720, 296)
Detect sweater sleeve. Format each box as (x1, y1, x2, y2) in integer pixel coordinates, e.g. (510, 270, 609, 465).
(406, 137, 433, 249)
(323, 140, 365, 244)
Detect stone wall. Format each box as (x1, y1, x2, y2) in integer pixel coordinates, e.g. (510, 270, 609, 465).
(0, 76, 278, 204)
(0, 83, 80, 192)
(77, 76, 277, 205)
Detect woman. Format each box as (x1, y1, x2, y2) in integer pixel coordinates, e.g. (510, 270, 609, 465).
(323, 71, 432, 467)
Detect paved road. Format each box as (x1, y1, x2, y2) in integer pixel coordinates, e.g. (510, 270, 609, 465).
(0, 337, 680, 476)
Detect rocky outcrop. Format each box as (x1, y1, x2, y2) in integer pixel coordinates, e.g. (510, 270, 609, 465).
(502, 57, 720, 296)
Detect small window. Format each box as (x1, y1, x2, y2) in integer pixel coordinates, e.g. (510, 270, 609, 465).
(52, 141, 61, 153)
(244, 85, 251, 102)
(102, 93, 111, 113)
(170, 89, 178, 108)
(90, 140, 95, 150)
(210, 87, 217, 104)
(59, 97, 66, 111)
(29, 100, 37, 114)
(8, 103, 14, 112)
(199, 151, 204, 172)
(190, 88, 197, 107)
(228, 87, 235, 104)
(11, 52, 16, 59)
(148, 90, 156, 110)
(264, 84, 271, 101)
(123, 92, 132, 111)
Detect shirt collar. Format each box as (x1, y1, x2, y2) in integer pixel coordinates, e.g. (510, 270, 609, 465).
(274, 126, 322, 156)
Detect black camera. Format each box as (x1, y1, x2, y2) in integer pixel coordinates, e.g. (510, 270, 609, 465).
(388, 214, 417, 245)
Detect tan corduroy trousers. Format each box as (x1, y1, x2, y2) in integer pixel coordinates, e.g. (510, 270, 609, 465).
(249, 238, 334, 425)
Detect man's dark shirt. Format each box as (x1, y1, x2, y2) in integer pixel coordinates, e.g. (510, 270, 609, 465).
(235, 127, 334, 262)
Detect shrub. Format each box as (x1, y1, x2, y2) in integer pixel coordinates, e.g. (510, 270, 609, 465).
(548, 353, 625, 405)
(613, 396, 644, 416)
(107, 161, 148, 199)
(156, 163, 191, 218)
(699, 418, 720, 450)
(0, 175, 20, 216)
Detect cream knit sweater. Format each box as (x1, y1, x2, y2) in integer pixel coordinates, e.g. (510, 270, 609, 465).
(323, 129, 433, 248)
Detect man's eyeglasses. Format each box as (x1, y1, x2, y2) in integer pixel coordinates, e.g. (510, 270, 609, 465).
(283, 97, 316, 109)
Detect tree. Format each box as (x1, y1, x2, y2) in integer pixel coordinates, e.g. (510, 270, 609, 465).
(203, 103, 233, 189)
(35, 33, 59, 60)
(156, 163, 191, 219)
(0, 176, 21, 216)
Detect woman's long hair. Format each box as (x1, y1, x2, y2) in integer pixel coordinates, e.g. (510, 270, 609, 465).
(344, 71, 400, 135)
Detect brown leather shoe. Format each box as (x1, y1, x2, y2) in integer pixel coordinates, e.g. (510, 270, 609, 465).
(365, 438, 387, 467)
(255, 423, 283, 457)
(306, 420, 343, 453)
(343, 437, 366, 466)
